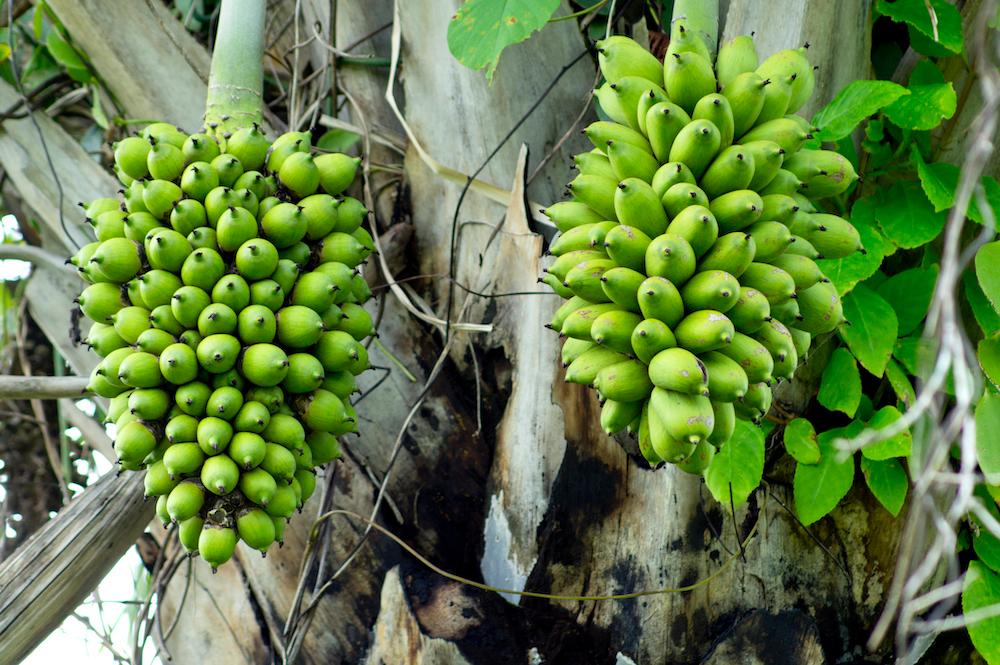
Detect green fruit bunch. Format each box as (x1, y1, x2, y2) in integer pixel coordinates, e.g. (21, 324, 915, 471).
(543, 28, 861, 472)
(70, 121, 374, 569)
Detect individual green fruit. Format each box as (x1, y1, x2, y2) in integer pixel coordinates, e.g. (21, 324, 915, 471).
(614, 178, 668, 238)
(181, 248, 226, 291)
(593, 359, 654, 402)
(265, 484, 298, 518)
(246, 385, 284, 413)
(240, 467, 279, 507)
(649, 347, 709, 395)
(630, 318, 677, 364)
(261, 413, 306, 450)
(665, 205, 718, 258)
(197, 416, 234, 454)
(637, 276, 684, 328)
(199, 525, 237, 570)
(78, 282, 127, 323)
(718, 332, 774, 385)
(165, 414, 199, 444)
(171, 199, 208, 235)
(178, 516, 204, 552)
(216, 206, 259, 251)
(155, 494, 171, 526)
(167, 481, 205, 522)
(295, 469, 317, 502)
(307, 431, 341, 465)
(175, 381, 212, 416)
(183, 133, 222, 163)
(668, 119, 721, 178)
(276, 306, 325, 348)
(291, 271, 337, 312)
(207, 386, 244, 421)
(337, 302, 375, 341)
(249, 279, 285, 312)
(680, 270, 741, 313)
(240, 343, 290, 386)
(235, 239, 280, 281)
(645, 233, 696, 284)
(146, 229, 192, 273)
(297, 388, 347, 433)
(114, 136, 151, 180)
(196, 334, 241, 373)
(86, 321, 129, 356)
(261, 442, 297, 483)
(114, 420, 157, 464)
(147, 140, 185, 181)
(211, 274, 250, 312)
(283, 353, 326, 394)
(129, 388, 171, 420)
(89, 238, 141, 283)
(118, 352, 162, 388)
(198, 303, 238, 336)
(700, 350, 750, 402)
(144, 460, 178, 496)
(726, 287, 771, 334)
(237, 508, 276, 553)
(237, 304, 277, 344)
(227, 125, 269, 170)
(229, 431, 267, 470)
(171, 285, 211, 328)
(111, 306, 152, 344)
(201, 454, 240, 495)
(138, 270, 182, 309)
(314, 152, 360, 195)
(674, 310, 735, 354)
(211, 153, 244, 188)
(317, 231, 369, 267)
(142, 179, 182, 219)
(334, 197, 367, 233)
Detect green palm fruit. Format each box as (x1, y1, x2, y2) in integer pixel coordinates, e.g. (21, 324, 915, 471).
(548, 295, 588, 330)
(114, 420, 157, 464)
(249, 280, 286, 312)
(332, 196, 366, 233)
(167, 199, 205, 236)
(784, 235, 819, 259)
(124, 279, 148, 309)
(664, 205, 717, 258)
(747, 221, 793, 261)
(81, 197, 121, 220)
(648, 347, 709, 395)
(650, 387, 714, 446)
(636, 403, 662, 464)
(214, 206, 257, 252)
(129, 388, 171, 420)
(667, 21, 712, 61)
(786, 149, 858, 198)
(90, 210, 126, 242)
(141, 122, 186, 148)
(183, 132, 222, 162)
(114, 136, 151, 180)
(700, 145, 756, 199)
(70, 241, 102, 271)
(234, 171, 270, 201)
(739, 118, 811, 154)
(758, 194, 797, 224)
(204, 186, 235, 225)
(664, 51, 716, 113)
(791, 192, 815, 213)
(308, 431, 341, 466)
(138, 270, 182, 309)
(790, 212, 863, 259)
(693, 94, 735, 148)
(237, 508, 276, 553)
(291, 271, 336, 312)
(561, 338, 595, 366)
(591, 310, 642, 354)
(142, 179, 182, 220)
(788, 326, 811, 360)
(201, 453, 240, 496)
(668, 119, 721, 178)
(645, 233, 696, 284)
(78, 282, 126, 323)
(716, 35, 758, 89)
(124, 212, 163, 243)
(298, 388, 348, 433)
(338, 302, 375, 341)
(146, 140, 184, 181)
(700, 350, 749, 402)
(118, 352, 162, 388)
(770, 253, 822, 290)
(294, 193, 340, 241)
(86, 322, 129, 356)
(709, 189, 764, 233)
(651, 161, 695, 198)
(177, 516, 204, 552)
(267, 131, 311, 171)
(167, 481, 205, 522)
(726, 287, 771, 334)
(123, 181, 149, 214)
(757, 48, 814, 113)
(635, 87, 671, 135)
(603, 225, 650, 273)
(205, 386, 242, 421)
(755, 319, 798, 379)
(235, 239, 280, 281)
(319, 302, 347, 331)
(240, 467, 278, 507)
(645, 101, 691, 163)
(311, 152, 359, 196)
(169, 286, 210, 329)
(180, 248, 226, 292)
(165, 414, 199, 444)
(317, 231, 368, 267)
(637, 276, 685, 328)
(197, 416, 234, 455)
(283, 353, 325, 393)
(259, 202, 307, 249)
(196, 333, 241, 374)
(595, 35, 664, 86)
(630, 318, 676, 364)
(594, 80, 631, 126)
(235, 400, 271, 433)
(261, 442, 297, 482)
(175, 380, 211, 416)
(565, 259, 615, 303)
(89, 238, 141, 283)
(795, 280, 844, 334)
(321, 370, 357, 400)
(722, 72, 768, 137)
(676, 439, 716, 475)
(199, 525, 238, 570)
(95, 347, 133, 389)
(146, 229, 192, 273)
(599, 399, 644, 436)
(607, 139, 660, 183)
(226, 431, 266, 470)
(211, 153, 244, 188)
(573, 149, 617, 180)
(208, 276, 248, 313)
(680, 270, 741, 312)
(739, 262, 796, 304)
(593, 359, 653, 402)
(755, 73, 794, 125)
(735, 381, 772, 422)
(347, 342, 369, 376)
(88, 368, 125, 399)
(584, 122, 653, 157)
(708, 400, 736, 446)
(198, 303, 238, 336)
(718, 332, 774, 384)
(674, 310, 735, 353)
(560, 302, 621, 340)
(226, 125, 269, 170)
(609, 76, 668, 132)
(111, 305, 152, 344)
(187, 226, 218, 250)
(545, 201, 604, 232)
(760, 169, 803, 197)
(237, 305, 277, 344)
(564, 346, 630, 385)
(265, 483, 298, 518)
(550, 222, 613, 256)
(600, 266, 645, 311)
(262, 413, 307, 451)
(241, 342, 291, 386)
(276, 151, 319, 198)
(275, 305, 324, 348)
(661, 183, 709, 219)
(155, 495, 171, 526)
(566, 174, 618, 221)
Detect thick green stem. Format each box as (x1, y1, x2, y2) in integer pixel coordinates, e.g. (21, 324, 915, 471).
(671, 0, 719, 58)
(204, 0, 266, 134)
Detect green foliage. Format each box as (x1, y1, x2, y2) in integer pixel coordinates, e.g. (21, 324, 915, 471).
(862, 406, 912, 460)
(818, 347, 862, 417)
(876, 0, 964, 55)
(704, 419, 764, 508)
(876, 267, 937, 336)
(784, 418, 820, 465)
(882, 60, 956, 130)
(840, 284, 898, 378)
(811, 80, 909, 142)
(816, 199, 895, 295)
(977, 394, 1000, 486)
(794, 425, 859, 526)
(963, 561, 1000, 663)
(860, 457, 907, 516)
(873, 181, 946, 249)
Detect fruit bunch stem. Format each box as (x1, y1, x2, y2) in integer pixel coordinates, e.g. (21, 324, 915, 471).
(671, 0, 719, 58)
(204, 0, 266, 135)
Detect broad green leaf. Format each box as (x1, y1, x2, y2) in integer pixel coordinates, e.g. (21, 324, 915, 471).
(317, 129, 361, 153)
(876, 267, 938, 336)
(447, 0, 561, 81)
(907, 22, 953, 57)
(973, 486, 1000, 573)
(874, 181, 947, 249)
(840, 284, 898, 377)
(793, 427, 856, 526)
(89, 84, 108, 130)
(978, 393, 1000, 486)
(966, 270, 1000, 336)
(816, 198, 896, 295)
(705, 419, 764, 508)
(860, 457, 907, 516)
(883, 60, 956, 130)
(980, 336, 1000, 390)
(913, 148, 1000, 224)
(45, 30, 86, 70)
(863, 405, 912, 460)
(0, 43, 10, 64)
(978, 241, 1000, 315)
(32, 1, 45, 41)
(963, 561, 1000, 663)
(784, 418, 821, 465)
(818, 347, 862, 417)
(811, 80, 909, 142)
(894, 335, 937, 376)
(885, 358, 916, 409)
(877, 0, 964, 54)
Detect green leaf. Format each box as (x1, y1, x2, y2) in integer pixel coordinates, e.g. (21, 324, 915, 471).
(784, 418, 821, 465)
(45, 30, 86, 71)
(874, 180, 946, 249)
(978, 393, 1000, 486)
(876, 266, 938, 336)
(811, 80, 909, 142)
(885, 358, 917, 409)
(839, 284, 898, 377)
(978, 241, 1000, 315)
(863, 405, 913, 460)
(883, 60, 956, 131)
(966, 270, 1000, 336)
(317, 129, 361, 153)
(980, 336, 1000, 391)
(975, 527, 1000, 575)
(877, 0, 964, 55)
(447, 0, 561, 81)
(913, 148, 1000, 224)
(818, 347, 862, 417)
(860, 456, 907, 516)
(32, 1, 46, 41)
(894, 334, 936, 375)
(89, 84, 108, 129)
(963, 560, 1000, 663)
(705, 419, 764, 508)
(793, 426, 856, 526)
(816, 198, 896, 295)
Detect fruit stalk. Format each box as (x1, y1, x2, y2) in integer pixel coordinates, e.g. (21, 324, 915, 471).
(204, 0, 266, 134)
(671, 0, 719, 58)
(0, 375, 89, 399)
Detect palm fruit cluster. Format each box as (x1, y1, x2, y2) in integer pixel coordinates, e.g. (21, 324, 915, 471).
(70, 121, 374, 569)
(542, 28, 861, 472)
